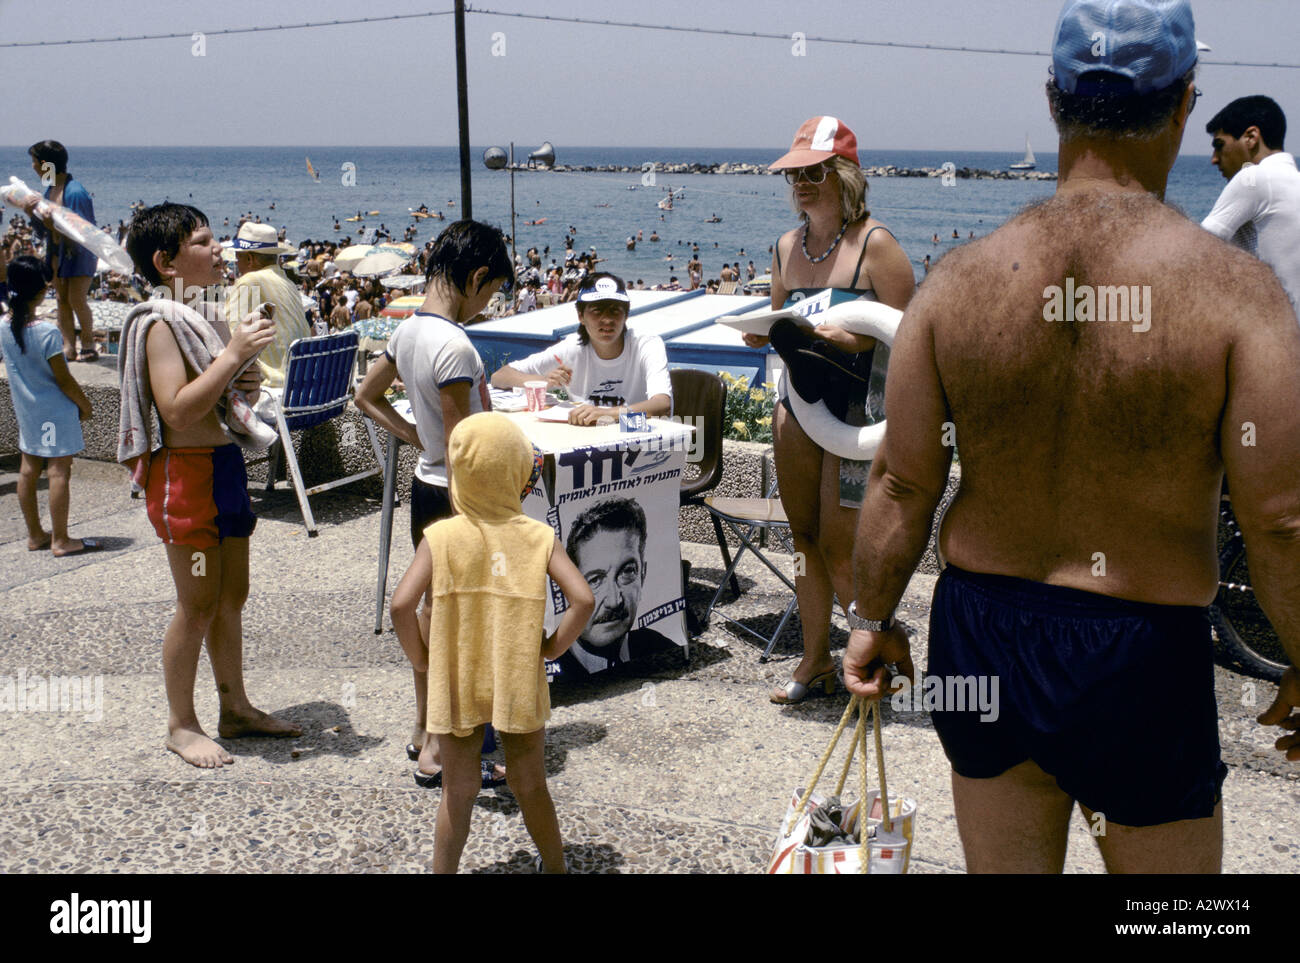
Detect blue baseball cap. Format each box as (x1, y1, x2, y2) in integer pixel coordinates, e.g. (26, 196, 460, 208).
(1052, 0, 1197, 96)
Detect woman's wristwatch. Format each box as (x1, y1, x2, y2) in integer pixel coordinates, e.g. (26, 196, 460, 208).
(847, 601, 894, 632)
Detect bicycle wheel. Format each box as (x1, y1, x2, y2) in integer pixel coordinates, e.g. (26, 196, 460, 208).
(1209, 504, 1288, 682)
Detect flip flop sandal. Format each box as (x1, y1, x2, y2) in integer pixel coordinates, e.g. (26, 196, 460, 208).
(53, 538, 103, 558)
(413, 767, 442, 789)
(76, 350, 100, 362)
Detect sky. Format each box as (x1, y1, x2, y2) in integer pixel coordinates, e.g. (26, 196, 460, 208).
(1, 0, 1298, 153)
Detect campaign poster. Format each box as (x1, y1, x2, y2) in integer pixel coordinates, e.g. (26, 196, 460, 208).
(523, 435, 689, 679)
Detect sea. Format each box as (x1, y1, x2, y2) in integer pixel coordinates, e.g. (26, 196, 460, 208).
(1, 145, 1227, 284)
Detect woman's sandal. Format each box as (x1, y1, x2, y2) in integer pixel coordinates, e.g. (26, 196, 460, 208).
(413, 767, 442, 789)
(770, 669, 838, 705)
(412, 760, 506, 790)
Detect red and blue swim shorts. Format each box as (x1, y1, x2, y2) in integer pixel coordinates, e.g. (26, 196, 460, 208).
(145, 444, 257, 549)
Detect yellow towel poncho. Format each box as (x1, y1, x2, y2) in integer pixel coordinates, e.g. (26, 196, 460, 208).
(425, 413, 556, 737)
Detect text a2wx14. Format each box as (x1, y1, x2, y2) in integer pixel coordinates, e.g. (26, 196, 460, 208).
(1127, 900, 1250, 913)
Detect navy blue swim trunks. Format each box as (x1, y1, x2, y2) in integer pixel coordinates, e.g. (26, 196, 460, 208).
(927, 564, 1228, 828)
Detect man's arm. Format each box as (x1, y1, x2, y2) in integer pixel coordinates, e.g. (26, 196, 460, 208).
(1202, 171, 1266, 241)
(843, 277, 954, 698)
(492, 346, 565, 390)
(1220, 267, 1300, 669)
(632, 334, 673, 417)
(354, 354, 421, 449)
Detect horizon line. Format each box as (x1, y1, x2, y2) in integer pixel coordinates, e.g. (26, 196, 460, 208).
(1, 144, 1217, 158)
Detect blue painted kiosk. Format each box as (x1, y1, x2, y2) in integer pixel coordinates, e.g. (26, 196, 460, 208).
(466, 289, 772, 379)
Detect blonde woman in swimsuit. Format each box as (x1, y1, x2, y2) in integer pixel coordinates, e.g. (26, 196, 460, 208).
(744, 116, 915, 704)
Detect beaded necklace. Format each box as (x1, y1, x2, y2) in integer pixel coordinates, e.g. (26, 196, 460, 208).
(801, 219, 848, 264)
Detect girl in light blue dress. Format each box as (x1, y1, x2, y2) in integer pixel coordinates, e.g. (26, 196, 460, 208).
(0, 256, 95, 556)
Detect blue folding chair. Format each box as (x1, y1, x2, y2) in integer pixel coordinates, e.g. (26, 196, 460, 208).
(252, 331, 384, 536)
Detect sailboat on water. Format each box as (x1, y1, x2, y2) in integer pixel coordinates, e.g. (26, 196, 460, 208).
(1009, 135, 1036, 171)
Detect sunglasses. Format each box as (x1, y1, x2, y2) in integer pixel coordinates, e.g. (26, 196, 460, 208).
(783, 163, 831, 186)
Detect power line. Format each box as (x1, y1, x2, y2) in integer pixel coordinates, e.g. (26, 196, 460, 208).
(1, 6, 1297, 70)
(0, 10, 453, 48)
(470, 8, 1300, 69)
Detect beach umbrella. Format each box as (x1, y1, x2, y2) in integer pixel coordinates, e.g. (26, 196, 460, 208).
(379, 294, 423, 319)
(332, 244, 374, 272)
(380, 274, 424, 291)
(352, 248, 411, 278)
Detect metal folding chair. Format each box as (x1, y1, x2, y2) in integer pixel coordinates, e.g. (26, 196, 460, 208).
(670, 369, 738, 596)
(250, 330, 384, 536)
(703, 476, 800, 661)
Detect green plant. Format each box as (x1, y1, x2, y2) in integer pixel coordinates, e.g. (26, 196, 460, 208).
(719, 371, 775, 443)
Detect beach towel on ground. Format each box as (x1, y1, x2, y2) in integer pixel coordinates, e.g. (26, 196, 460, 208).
(425, 413, 556, 737)
(117, 298, 277, 491)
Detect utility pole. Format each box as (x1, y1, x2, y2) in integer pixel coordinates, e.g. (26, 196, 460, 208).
(455, 0, 472, 219)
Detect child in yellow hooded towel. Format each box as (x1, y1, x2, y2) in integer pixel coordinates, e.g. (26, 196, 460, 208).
(393, 412, 594, 874)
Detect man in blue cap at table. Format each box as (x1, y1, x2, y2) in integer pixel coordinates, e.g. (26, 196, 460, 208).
(844, 0, 1300, 873)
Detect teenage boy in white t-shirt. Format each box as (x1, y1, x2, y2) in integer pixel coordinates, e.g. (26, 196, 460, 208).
(492, 272, 673, 425)
(355, 219, 513, 788)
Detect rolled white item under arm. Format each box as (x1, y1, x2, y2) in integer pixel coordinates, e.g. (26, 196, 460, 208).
(784, 299, 903, 462)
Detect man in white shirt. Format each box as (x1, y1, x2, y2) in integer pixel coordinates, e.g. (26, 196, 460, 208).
(492, 273, 672, 425)
(1201, 96, 1300, 313)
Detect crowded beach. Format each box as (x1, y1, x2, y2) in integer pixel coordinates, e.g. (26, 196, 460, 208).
(3, 0, 1299, 881)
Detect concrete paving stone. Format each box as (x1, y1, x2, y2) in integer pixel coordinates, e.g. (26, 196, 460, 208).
(0, 455, 1296, 874)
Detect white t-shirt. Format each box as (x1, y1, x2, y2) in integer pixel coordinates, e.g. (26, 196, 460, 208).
(386, 312, 490, 485)
(512, 326, 673, 411)
(1202, 152, 1300, 313)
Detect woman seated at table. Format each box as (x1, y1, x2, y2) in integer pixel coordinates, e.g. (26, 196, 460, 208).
(491, 273, 672, 426)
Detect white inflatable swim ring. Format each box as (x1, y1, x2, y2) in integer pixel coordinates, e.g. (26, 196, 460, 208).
(783, 299, 903, 461)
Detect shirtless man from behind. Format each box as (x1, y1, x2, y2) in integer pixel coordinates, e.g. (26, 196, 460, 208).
(844, 0, 1300, 873)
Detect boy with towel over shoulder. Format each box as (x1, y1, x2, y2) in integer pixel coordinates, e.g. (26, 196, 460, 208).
(118, 203, 300, 769)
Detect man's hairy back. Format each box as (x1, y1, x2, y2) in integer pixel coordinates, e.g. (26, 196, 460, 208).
(927, 189, 1287, 603)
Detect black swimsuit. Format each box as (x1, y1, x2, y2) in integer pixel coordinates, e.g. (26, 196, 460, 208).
(775, 225, 893, 425)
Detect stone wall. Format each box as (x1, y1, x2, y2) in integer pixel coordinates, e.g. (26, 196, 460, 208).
(1, 366, 956, 571)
